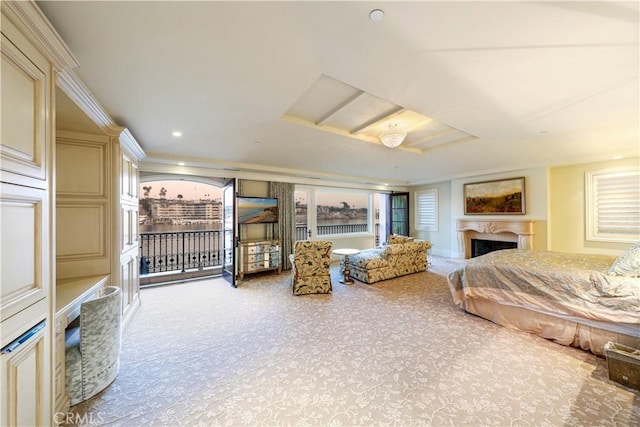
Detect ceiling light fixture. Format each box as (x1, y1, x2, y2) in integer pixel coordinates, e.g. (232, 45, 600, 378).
(369, 9, 384, 22)
(379, 124, 406, 148)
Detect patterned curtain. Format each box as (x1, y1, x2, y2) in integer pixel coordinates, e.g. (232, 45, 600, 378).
(268, 181, 295, 270)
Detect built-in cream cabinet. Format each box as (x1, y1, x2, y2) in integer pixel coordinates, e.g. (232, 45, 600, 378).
(0, 183, 49, 322)
(56, 132, 112, 279)
(2, 1, 144, 423)
(113, 132, 142, 326)
(53, 129, 143, 413)
(0, 309, 49, 427)
(1, 1, 77, 424)
(54, 131, 112, 414)
(0, 14, 48, 186)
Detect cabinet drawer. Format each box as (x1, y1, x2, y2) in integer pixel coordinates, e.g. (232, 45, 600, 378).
(246, 254, 262, 263)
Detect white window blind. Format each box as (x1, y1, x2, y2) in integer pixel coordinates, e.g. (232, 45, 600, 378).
(586, 168, 640, 243)
(415, 189, 438, 231)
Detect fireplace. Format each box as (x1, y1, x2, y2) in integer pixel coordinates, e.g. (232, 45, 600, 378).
(456, 219, 535, 259)
(471, 239, 517, 257)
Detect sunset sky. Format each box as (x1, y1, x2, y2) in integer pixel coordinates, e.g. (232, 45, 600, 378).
(140, 181, 222, 200)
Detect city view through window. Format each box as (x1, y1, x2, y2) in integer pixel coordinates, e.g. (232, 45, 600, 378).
(139, 181, 374, 234)
(138, 181, 383, 276)
(139, 181, 223, 232)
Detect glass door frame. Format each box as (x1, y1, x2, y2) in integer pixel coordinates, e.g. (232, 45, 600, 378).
(389, 192, 410, 237)
(295, 186, 317, 240)
(222, 178, 237, 287)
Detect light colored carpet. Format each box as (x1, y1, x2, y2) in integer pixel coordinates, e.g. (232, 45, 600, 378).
(68, 257, 639, 426)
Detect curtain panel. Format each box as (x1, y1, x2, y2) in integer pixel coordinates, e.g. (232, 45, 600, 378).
(268, 181, 295, 270)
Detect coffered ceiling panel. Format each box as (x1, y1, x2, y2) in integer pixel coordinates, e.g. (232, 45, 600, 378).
(283, 74, 477, 154)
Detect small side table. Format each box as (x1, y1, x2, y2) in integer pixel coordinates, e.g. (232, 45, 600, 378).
(333, 248, 361, 285)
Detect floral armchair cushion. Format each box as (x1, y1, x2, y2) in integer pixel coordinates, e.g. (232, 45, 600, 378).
(291, 240, 333, 295)
(387, 234, 414, 244)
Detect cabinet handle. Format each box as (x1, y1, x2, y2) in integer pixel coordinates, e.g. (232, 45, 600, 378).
(1, 321, 46, 354)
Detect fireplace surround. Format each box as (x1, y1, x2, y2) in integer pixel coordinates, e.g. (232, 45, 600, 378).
(456, 219, 535, 259)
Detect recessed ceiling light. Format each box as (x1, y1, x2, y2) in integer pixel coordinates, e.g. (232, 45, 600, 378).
(172, 131, 182, 137)
(369, 9, 384, 22)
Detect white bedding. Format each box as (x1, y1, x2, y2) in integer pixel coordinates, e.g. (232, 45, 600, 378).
(447, 249, 640, 355)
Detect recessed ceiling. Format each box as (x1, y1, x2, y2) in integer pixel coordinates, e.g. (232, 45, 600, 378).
(283, 74, 476, 154)
(38, 1, 640, 186)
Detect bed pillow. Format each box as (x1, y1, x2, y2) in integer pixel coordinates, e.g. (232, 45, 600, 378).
(608, 241, 640, 277)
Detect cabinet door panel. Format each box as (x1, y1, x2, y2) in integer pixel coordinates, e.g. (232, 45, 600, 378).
(120, 254, 140, 325)
(120, 152, 131, 198)
(56, 137, 108, 198)
(0, 20, 49, 183)
(0, 320, 50, 427)
(0, 183, 48, 322)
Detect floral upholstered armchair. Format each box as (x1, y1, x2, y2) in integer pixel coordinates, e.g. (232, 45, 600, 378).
(290, 240, 333, 295)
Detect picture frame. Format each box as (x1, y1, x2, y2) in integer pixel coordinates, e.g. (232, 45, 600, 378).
(464, 177, 525, 215)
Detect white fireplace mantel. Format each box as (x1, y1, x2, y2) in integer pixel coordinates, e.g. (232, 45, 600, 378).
(456, 218, 535, 259)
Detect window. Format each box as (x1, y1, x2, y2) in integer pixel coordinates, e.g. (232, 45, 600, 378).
(586, 168, 640, 243)
(295, 187, 383, 242)
(316, 190, 369, 236)
(415, 189, 438, 232)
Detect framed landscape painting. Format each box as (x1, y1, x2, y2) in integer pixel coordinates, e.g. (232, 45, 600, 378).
(464, 177, 525, 215)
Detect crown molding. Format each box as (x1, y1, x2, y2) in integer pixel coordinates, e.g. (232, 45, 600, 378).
(2, 0, 78, 71)
(56, 69, 117, 131)
(119, 128, 146, 160)
(142, 152, 409, 190)
(56, 69, 145, 160)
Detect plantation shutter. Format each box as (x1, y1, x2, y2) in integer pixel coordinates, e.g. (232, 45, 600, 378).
(586, 168, 640, 243)
(415, 189, 438, 231)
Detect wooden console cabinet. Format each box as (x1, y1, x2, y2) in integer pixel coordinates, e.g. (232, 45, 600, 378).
(238, 240, 282, 280)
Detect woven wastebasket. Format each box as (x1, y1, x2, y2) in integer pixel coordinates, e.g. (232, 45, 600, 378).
(604, 342, 640, 390)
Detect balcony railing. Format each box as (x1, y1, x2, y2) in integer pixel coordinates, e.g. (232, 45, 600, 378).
(139, 230, 227, 275)
(140, 224, 380, 275)
(294, 224, 379, 245)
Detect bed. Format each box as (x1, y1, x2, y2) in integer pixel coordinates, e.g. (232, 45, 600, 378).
(447, 248, 640, 356)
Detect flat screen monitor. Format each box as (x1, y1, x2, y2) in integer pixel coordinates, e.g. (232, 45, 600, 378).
(237, 197, 279, 224)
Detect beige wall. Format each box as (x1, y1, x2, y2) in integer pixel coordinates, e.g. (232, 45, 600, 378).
(549, 157, 639, 255)
(411, 158, 638, 258)
(411, 181, 452, 257)
(172, 158, 639, 260)
(449, 167, 550, 257)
